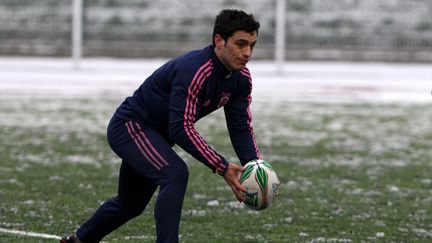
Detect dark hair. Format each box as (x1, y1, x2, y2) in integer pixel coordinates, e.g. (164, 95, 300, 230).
(212, 9, 260, 45)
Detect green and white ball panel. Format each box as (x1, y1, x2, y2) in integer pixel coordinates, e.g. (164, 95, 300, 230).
(240, 159, 280, 210)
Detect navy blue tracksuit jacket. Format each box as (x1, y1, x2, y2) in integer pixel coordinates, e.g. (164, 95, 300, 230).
(115, 45, 261, 174)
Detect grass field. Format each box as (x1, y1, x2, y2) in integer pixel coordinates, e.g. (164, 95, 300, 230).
(0, 97, 431, 242)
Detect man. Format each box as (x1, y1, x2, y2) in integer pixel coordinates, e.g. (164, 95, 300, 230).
(61, 9, 261, 243)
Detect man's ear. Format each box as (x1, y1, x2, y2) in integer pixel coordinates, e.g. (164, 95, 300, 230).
(214, 34, 225, 48)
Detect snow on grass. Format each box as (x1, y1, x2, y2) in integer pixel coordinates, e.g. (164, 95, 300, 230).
(1, 59, 431, 241)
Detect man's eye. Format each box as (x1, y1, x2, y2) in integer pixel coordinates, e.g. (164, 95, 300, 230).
(237, 43, 246, 48)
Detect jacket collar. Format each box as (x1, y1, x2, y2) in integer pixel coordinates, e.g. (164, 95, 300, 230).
(209, 45, 233, 78)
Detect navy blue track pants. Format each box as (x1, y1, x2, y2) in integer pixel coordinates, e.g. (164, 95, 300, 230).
(76, 116, 189, 243)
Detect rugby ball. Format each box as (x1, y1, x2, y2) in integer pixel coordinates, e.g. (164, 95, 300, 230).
(240, 159, 280, 210)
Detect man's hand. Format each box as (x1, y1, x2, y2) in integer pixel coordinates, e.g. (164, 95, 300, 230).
(223, 162, 247, 202)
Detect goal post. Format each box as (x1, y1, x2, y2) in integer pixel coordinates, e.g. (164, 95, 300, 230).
(275, 0, 286, 73)
(72, 0, 82, 69)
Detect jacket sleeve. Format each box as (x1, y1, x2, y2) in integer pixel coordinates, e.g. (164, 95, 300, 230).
(168, 61, 229, 175)
(224, 69, 261, 166)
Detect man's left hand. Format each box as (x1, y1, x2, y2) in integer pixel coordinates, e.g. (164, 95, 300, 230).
(223, 162, 247, 202)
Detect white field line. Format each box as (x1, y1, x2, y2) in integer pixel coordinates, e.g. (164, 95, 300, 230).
(0, 227, 110, 242)
(0, 227, 61, 240)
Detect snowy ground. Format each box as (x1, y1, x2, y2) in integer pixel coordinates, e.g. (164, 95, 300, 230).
(0, 57, 431, 103)
(1, 57, 431, 242)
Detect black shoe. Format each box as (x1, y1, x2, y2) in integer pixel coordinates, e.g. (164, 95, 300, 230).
(60, 235, 77, 243)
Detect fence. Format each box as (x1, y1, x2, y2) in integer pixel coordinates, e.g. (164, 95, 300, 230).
(0, 0, 431, 63)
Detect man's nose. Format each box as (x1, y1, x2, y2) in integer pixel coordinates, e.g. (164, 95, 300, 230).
(243, 46, 252, 58)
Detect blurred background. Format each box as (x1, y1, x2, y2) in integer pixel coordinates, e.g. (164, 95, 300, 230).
(1, 0, 432, 63)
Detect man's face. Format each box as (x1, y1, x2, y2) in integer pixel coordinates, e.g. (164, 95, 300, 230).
(214, 30, 258, 71)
